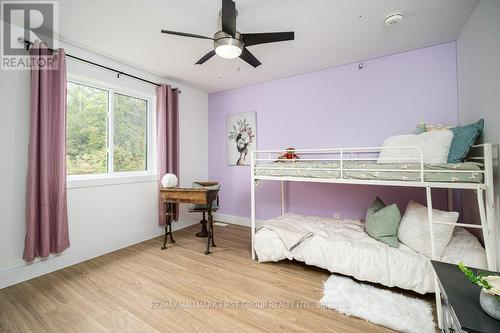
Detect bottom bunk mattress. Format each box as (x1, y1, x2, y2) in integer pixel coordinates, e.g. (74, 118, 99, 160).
(253, 213, 487, 294)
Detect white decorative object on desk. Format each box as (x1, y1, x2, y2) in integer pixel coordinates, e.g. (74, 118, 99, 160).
(480, 275, 500, 320)
(161, 173, 178, 188)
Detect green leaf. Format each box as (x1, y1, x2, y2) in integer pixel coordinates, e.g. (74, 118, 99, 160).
(458, 262, 492, 290)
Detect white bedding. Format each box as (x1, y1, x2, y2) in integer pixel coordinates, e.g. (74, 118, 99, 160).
(254, 213, 487, 294)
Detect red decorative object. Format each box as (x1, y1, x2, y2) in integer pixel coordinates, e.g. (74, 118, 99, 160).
(279, 147, 300, 160)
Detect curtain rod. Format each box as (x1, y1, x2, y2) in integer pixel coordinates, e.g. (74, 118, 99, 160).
(19, 39, 181, 93)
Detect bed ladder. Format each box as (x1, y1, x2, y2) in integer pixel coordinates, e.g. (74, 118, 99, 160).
(427, 181, 497, 329)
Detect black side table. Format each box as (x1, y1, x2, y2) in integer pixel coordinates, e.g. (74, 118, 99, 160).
(431, 261, 500, 333)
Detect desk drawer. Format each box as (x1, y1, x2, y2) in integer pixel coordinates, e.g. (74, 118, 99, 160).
(161, 191, 208, 204)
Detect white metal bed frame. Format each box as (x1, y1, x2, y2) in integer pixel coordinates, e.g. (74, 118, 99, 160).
(249, 144, 497, 329)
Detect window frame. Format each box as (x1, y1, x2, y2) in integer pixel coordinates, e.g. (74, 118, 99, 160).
(66, 74, 156, 187)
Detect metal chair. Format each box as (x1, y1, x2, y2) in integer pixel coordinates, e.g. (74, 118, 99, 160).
(189, 181, 220, 237)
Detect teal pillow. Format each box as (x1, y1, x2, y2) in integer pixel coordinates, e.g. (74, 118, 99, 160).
(448, 119, 484, 163)
(365, 197, 401, 248)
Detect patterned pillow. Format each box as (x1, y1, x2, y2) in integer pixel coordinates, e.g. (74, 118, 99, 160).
(412, 122, 427, 135)
(378, 130, 454, 164)
(448, 119, 484, 163)
(412, 122, 452, 134)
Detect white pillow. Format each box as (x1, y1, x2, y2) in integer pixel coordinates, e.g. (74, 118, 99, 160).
(377, 130, 453, 164)
(397, 200, 458, 258)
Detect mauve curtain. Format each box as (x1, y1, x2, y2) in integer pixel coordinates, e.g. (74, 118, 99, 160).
(156, 84, 180, 226)
(24, 41, 70, 262)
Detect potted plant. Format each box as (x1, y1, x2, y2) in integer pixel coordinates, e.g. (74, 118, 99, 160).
(459, 262, 500, 320)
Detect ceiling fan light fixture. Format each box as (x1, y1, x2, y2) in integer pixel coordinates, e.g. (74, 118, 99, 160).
(215, 44, 242, 59)
(214, 31, 243, 59)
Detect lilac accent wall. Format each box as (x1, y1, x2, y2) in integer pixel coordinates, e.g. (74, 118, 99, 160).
(209, 42, 459, 220)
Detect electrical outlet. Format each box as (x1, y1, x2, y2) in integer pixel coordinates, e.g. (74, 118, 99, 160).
(334, 212, 341, 220)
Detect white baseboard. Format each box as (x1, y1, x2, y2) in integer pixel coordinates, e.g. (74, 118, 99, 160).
(0, 219, 198, 289)
(213, 212, 264, 227)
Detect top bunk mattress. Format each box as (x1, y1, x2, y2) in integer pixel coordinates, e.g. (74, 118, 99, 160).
(254, 160, 484, 183)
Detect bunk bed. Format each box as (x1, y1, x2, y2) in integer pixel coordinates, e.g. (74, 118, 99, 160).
(249, 144, 497, 329)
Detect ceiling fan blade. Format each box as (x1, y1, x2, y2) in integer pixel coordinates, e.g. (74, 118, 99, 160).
(161, 30, 213, 40)
(195, 50, 216, 65)
(241, 32, 294, 47)
(239, 48, 261, 68)
(221, 0, 237, 37)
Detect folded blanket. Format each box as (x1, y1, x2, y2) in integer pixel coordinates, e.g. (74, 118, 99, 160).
(259, 219, 312, 251)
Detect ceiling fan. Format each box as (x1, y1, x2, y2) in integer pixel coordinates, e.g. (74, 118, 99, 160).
(160, 0, 294, 68)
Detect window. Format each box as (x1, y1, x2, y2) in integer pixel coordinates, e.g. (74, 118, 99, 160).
(66, 81, 151, 177)
(113, 93, 148, 172)
(67, 83, 108, 175)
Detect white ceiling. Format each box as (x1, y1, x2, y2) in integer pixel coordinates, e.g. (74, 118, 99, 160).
(56, 0, 478, 93)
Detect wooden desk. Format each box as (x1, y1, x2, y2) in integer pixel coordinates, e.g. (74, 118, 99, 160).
(159, 187, 219, 254)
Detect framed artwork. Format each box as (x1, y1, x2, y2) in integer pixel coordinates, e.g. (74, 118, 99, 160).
(226, 111, 257, 166)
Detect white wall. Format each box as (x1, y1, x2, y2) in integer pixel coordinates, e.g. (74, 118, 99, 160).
(0, 39, 208, 288)
(457, 0, 500, 267)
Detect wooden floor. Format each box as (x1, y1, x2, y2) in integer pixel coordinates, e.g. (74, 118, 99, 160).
(0, 223, 433, 332)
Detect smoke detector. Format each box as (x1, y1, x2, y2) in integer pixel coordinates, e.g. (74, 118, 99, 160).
(384, 13, 404, 26)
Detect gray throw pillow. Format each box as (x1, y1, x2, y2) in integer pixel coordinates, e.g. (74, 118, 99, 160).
(365, 197, 401, 248)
